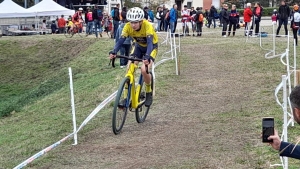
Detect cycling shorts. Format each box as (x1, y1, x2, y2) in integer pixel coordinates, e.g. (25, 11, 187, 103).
(130, 43, 158, 61)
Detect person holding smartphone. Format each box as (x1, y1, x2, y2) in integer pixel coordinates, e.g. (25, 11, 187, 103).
(268, 85, 300, 159)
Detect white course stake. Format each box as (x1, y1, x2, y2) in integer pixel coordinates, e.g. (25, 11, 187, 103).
(68, 67, 78, 145)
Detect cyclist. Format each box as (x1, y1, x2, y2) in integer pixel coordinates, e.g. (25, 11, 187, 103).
(109, 7, 158, 107)
(71, 7, 84, 32)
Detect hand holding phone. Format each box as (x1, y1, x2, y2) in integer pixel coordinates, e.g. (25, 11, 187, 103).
(262, 117, 274, 143)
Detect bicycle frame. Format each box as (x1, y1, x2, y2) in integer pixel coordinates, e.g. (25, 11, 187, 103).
(125, 62, 144, 109)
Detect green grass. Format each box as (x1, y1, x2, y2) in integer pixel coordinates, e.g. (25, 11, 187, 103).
(0, 34, 176, 168)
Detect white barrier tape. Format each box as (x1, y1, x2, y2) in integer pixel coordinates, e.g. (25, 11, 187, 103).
(275, 81, 284, 106)
(76, 91, 117, 133)
(13, 133, 74, 169)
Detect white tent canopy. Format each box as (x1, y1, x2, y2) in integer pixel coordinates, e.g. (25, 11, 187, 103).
(0, 0, 35, 18)
(28, 0, 75, 16)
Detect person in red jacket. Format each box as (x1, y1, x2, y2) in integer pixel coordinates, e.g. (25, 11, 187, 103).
(243, 3, 253, 36)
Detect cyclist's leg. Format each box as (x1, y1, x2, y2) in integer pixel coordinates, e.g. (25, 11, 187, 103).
(141, 44, 158, 106)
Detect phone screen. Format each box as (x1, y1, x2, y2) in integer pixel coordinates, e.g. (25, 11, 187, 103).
(262, 118, 274, 143)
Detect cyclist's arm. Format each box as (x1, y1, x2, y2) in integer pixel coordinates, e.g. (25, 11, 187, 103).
(145, 35, 154, 61)
(112, 36, 126, 54)
(112, 23, 130, 54)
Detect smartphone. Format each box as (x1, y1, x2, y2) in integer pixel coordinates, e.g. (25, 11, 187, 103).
(262, 117, 274, 143)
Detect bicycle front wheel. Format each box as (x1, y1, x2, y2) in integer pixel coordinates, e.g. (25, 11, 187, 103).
(112, 77, 130, 135)
(135, 72, 153, 123)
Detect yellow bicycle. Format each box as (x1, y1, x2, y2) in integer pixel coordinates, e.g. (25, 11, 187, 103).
(110, 55, 153, 135)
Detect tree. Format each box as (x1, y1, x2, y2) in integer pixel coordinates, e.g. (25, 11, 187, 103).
(123, 0, 142, 9)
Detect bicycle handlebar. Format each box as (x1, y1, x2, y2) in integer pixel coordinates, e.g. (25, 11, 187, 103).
(109, 55, 149, 74)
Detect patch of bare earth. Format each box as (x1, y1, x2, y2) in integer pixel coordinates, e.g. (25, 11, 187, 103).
(37, 38, 270, 169)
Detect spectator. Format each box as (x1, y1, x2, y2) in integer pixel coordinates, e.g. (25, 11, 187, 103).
(220, 4, 229, 37)
(162, 5, 168, 31)
(156, 7, 163, 31)
(148, 8, 154, 22)
(144, 6, 149, 20)
(244, 3, 253, 36)
(190, 7, 197, 30)
(112, 3, 121, 39)
(121, 7, 127, 23)
(204, 8, 210, 27)
(169, 4, 178, 34)
(209, 4, 217, 28)
(115, 19, 132, 68)
(190, 7, 196, 16)
(276, 0, 290, 37)
(250, 2, 263, 36)
(268, 85, 300, 160)
(291, 5, 300, 46)
(85, 8, 93, 36)
(41, 19, 47, 35)
(164, 9, 170, 31)
(181, 5, 190, 36)
(228, 4, 239, 37)
(57, 15, 66, 34)
(92, 5, 103, 38)
(195, 7, 203, 37)
(272, 9, 278, 25)
(51, 20, 57, 34)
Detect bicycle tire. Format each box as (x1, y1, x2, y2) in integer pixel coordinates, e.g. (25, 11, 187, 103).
(64, 28, 74, 38)
(112, 77, 130, 135)
(135, 72, 153, 123)
(76, 31, 82, 37)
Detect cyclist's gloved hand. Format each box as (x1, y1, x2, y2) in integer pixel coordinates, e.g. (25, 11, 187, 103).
(109, 50, 116, 59)
(143, 55, 151, 65)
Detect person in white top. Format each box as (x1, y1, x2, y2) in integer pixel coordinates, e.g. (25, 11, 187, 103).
(291, 4, 300, 46)
(181, 5, 190, 35)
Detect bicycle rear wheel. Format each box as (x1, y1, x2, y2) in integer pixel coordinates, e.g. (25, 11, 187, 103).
(135, 72, 153, 123)
(64, 28, 74, 38)
(112, 77, 130, 135)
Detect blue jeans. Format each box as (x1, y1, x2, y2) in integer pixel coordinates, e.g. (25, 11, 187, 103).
(113, 20, 120, 39)
(94, 19, 102, 37)
(156, 20, 161, 31)
(120, 44, 131, 66)
(170, 21, 175, 33)
(86, 21, 93, 35)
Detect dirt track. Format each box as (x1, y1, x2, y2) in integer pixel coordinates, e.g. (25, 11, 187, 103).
(36, 36, 272, 169)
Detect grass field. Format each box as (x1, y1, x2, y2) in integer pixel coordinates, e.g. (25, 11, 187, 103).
(1, 26, 300, 168)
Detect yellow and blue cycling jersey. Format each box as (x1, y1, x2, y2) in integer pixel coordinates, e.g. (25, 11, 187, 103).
(112, 20, 158, 61)
(121, 20, 158, 47)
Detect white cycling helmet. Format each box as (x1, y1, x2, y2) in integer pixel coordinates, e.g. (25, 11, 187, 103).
(126, 7, 144, 22)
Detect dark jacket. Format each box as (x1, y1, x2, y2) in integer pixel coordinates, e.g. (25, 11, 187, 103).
(121, 10, 127, 21)
(280, 142, 300, 159)
(162, 8, 168, 20)
(229, 9, 239, 24)
(195, 10, 204, 24)
(144, 10, 149, 20)
(220, 8, 229, 23)
(92, 9, 99, 20)
(209, 6, 217, 17)
(190, 10, 196, 16)
(278, 4, 291, 19)
(113, 7, 120, 21)
(253, 6, 263, 22)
